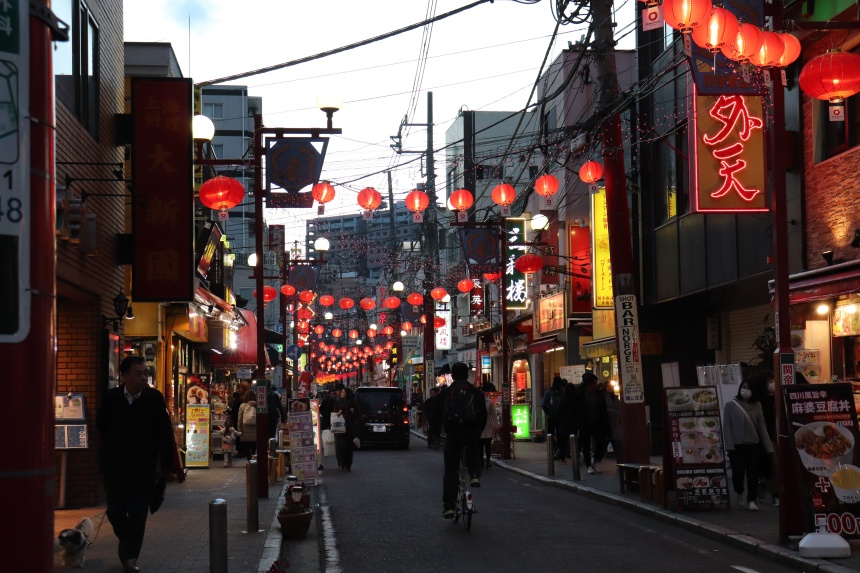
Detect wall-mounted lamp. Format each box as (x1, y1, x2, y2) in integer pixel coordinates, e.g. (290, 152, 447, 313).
(822, 250, 834, 266)
(125, 305, 135, 320)
(851, 229, 860, 249)
(102, 291, 130, 329)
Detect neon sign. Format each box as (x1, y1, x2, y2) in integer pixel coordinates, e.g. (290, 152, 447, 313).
(694, 92, 767, 212)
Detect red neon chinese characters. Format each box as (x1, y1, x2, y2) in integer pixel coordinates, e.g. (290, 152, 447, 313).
(702, 95, 763, 202)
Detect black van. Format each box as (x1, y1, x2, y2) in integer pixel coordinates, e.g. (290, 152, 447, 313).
(354, 386, 410, 449)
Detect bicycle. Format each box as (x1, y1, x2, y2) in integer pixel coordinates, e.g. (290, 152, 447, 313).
(452, 448, 475, 531)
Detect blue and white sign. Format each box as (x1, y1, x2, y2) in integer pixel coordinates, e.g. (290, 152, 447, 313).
(286, 344, 303, 361)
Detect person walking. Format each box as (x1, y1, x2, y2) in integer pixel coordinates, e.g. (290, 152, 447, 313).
(541, 376, 565, 458)
(603, 382, 623, 464)
(97, 355, 175, 573)
(266, 385, 284, 442)
(237, 389, 258, 460)
(479, 382, 498, 468)
(430, 362, 487, 518)
(333, 387, 360, 471)
(576, 372, 608, 474)
(752, 372, 779, 506)
(555, 382, 578, 463)
(724, 379, 773, 511)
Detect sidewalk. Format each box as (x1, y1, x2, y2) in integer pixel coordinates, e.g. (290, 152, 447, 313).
(414, 430, 860, 573)
(53, 461, 287, 572)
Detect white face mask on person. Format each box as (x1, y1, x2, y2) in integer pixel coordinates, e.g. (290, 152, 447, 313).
(739, 389, 752, 399)
(767, 382, 775, 395)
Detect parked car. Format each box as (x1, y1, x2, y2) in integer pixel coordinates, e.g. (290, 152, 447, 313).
(354, 386, 410, 449)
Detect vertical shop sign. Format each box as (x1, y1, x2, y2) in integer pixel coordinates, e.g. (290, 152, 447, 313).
(538, 211, 559, 286)
(783, 383, 860, 537)
(469, 278, 484, 316)
(435, 303, 452, 351)
(665, 387, 729, 508)
(568, 225, 592, 314)
(615, 294, 644, 403)
(591, 188, 612, 308)
(132, 78, 194, 301)
(504, 218, 528, 310)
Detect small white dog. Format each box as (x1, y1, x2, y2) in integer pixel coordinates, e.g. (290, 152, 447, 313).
(57, 517, 94, 568)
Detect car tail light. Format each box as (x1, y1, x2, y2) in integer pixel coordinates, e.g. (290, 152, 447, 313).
(403, 419, 409, 424)
(402, 406, 408, 412)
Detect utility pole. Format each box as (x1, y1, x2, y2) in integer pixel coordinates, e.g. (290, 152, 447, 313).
(423, 92, 437, 396)
(591, 0, 649, 463)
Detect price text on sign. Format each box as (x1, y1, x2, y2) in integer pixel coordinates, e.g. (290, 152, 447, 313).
(615, 294, 644, 403)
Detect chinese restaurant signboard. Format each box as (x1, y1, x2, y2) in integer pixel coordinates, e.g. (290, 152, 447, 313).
(784, 384, 860, 537)
(132, 78, 194, 301)
(693, 93, 767, 213)
(504, 218, 528, 311)
(591, 188, 612, 308)
(665, 387, 729, 508)
(469, 278, 484, 316)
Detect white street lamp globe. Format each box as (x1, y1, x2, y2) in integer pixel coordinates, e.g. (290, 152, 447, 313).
(324, 312, 333, 320)
(369, 323, 377, 330)
(247, 252, 258, 266)
(442, 294, 451, 303)
(314, 237, 330, 252)
(192, 114, 215, 142)
(392, 281, 404, 293)
(531, 213, 550, 230)
(315, 87, 343, 113)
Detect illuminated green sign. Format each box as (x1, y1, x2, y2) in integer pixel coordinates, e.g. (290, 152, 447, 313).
(511, 403, 531, 440)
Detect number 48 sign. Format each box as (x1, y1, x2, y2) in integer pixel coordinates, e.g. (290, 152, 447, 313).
(0, 0, 29, 342)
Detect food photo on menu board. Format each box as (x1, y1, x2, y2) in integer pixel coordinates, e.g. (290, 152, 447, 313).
(665, 387, 729, 508)
(784, 383, 860, 537)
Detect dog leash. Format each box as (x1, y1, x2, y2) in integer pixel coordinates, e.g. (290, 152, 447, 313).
(88, 511, 109, 545)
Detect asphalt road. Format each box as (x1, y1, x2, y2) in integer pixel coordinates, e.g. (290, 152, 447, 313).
(311, 443, 799, 573)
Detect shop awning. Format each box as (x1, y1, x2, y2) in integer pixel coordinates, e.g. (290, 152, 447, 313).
(195, 284, 233, 312)
(211, 309, 267, 366)
(768, 260, 860, 304)
(527, 335, 563, 354)
(580, 337, 617, 359)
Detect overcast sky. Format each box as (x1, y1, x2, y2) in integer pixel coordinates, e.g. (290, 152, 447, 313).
(125, 0, 635, 247)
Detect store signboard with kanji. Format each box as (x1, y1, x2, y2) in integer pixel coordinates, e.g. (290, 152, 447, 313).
(504, 218, 528, 311)
(784, 383, 860, 538)
(591, 188, 612, 308)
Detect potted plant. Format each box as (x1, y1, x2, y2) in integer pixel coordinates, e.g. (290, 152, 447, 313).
(277, 483, 312, 539)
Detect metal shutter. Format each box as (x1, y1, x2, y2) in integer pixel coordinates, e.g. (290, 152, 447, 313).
(728, 304, 774, 365)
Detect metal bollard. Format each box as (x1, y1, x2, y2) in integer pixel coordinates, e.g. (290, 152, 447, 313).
(209, 499, 228, 573)
(571, 435, 581, 481)
(245, 460, 260, 532)
(546, 433, 555, 476)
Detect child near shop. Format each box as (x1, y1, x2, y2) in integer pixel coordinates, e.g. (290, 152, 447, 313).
(221, 419, 240, 468)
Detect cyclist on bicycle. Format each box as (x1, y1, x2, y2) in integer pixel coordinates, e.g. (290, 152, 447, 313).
(430, 362, 487, 519)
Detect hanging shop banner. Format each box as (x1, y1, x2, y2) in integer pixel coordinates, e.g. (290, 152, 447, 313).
(435, 303, 452, 351)
(469, 279, 485, 316)
(693, 92, 767, 213)
(185, 404, 211, 468)
(615, 294, 644, 403)
(504, 218, 528, 311)
(568, 225, 593, 314)
(132, 77, 194, 302)
(538, 211, 560, 286)
(591, 188, 613, 308)
(784, 383, 860, 538)
(685, 0, 764, 97)
(665, 386, 729, 509)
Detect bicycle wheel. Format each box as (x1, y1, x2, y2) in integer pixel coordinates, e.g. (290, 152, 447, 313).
(460, 491, 471, 531)
(453, 486, 462, 524)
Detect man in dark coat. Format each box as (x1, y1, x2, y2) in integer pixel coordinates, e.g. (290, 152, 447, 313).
(97, 355, 175, 573)
(430, 362, 487, 518)
(266, 385, 284, 441)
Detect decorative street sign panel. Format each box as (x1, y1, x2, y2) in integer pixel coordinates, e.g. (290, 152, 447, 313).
(265, 137, 328, 194)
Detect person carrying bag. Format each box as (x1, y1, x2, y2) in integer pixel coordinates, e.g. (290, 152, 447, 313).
(723, 380, 773, 511)
(330, 412, 347, 434)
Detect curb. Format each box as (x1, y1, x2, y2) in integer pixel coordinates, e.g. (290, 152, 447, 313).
(408, 429, 848, 573)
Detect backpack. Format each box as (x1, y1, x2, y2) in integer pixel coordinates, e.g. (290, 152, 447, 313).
(242, 403, 257, 426)
(442, 382, 478, 429)
(547, 391, 561, 418)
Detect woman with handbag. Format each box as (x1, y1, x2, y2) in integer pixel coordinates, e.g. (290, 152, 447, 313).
(723, 380, 773, 511)
(333, 387, 360, 471)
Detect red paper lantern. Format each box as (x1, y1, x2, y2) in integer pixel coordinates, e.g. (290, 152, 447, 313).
(691, 7, 739, 53)
(449, 188, 474, 211)
(776, 33, 801, 68)
(662, 0, 711, 34)
(297, 339, 305, 347)
(332, 328, 342, 338)
(385, 341, 393, 350)
(579, 161, 604, 184)
(199, 175, 245, 212)
(339, 297, 355, 310)
(280, 284, 296, 296)
(457, 278, 475, 293)
(419, 315, 426, 324)
(359, 297, 376, 310)
(311, 181, 336, 204)
(405, 190, 430, 213)
(720, 22, 763, 63)
(406, 292, 424, 306)
(314, 325, 325, 335)
(349, 329, 359, 339)
(318, 294, 335, 307)
(401, 321, 412, 331)
(483, 271, 501, 281)
(799, 49, 860, 103)
(514, 253, 544, 274)
(383, 296, 401, 310)
(366, 328, 377, 338)
(748, 30, 784, 68)
(253, 285, 277, 303)
(298, 290, 315, 303)
(382, 325, 394, 336)
(491, 183, 516, 207)
(433, 316, 446, 329)
(357, 187, 382, 211)
(534, 174, 559, 197)
(430, 287, 447, 301)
